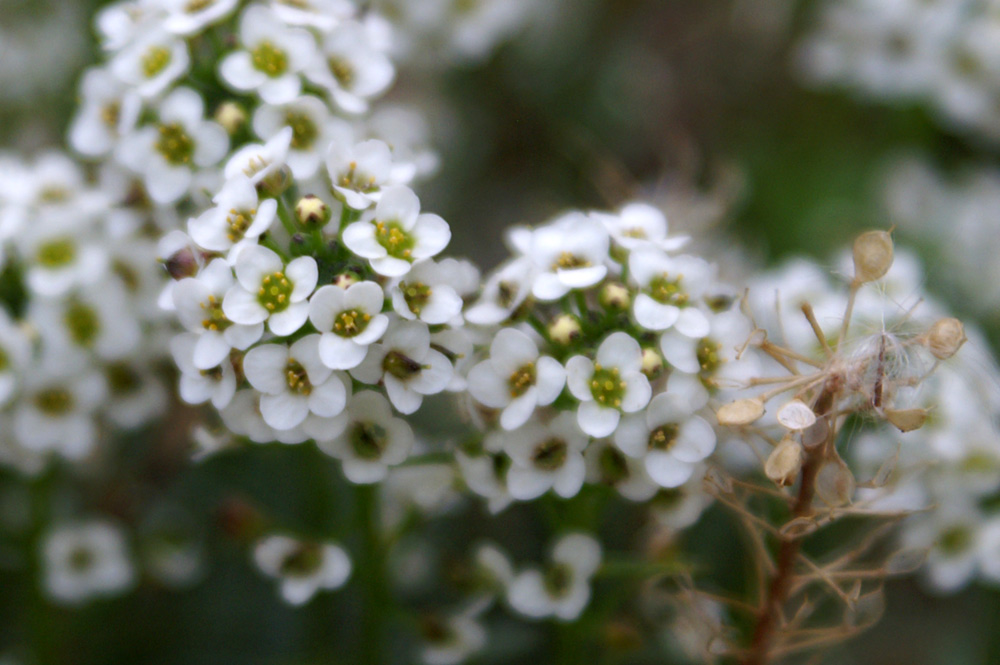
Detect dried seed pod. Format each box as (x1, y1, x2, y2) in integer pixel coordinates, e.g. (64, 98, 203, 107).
(852, 230, 894, 284)
(885, 407, 929, 433)
(777, 399, 817, 430)
(765, 437, 803, 486)
(815, 460, 856, 506)
(923, 317, 966, 360)
(716, 397, 764, 426)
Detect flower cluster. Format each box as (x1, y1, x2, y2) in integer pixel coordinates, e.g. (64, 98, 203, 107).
(458, 202, 757, 510)
(798, 0, 1000, 141)
(0, 152, 168, 474)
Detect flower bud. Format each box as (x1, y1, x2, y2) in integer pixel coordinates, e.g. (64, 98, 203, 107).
(600, 282, 630, 310)
(924, 317, 966, 360)
(214, 101, 247, 135)
(852, 230, 894, 284)
(295, 195, 331, 227)
(333, 272, 359, 289)
(765, 437, 802, 486)
(640, 347, 664, 378)
(716, 397, 764, 427)
(548, 314, 582, 345)
(162, 247, 199, 280)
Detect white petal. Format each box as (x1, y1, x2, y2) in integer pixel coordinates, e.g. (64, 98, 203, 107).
(565, 356, 595, 401)
(260, 391, 310, 430)
(318, 334, 369, 370)
(243, 344, 290, 394)
(645, 451, 694, 488)
(506, 466, 552, 501)
(467, 362, 510, 409)
(309, 378, 348, 418)
(672, 416, 716, 464)
(620, 373, 651, 413)
(268, 301, 310, 336)
(287, 257, 319, 301)
(674, 307, 711, 339)
(613, 415, 649, 458)
(534, 357, 566, 405)
(577, 401, 620, 438)
(633, 294, 680, 331)
(596, 332, 643, 374)
(500, 392, 537, 431)
(222, 287, 268, 325)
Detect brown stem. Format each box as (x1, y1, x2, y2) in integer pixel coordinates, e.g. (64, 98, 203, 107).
(742, 385, 837, 665)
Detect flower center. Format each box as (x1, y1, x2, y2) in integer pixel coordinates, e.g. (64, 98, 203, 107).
(332, 309, 371, 337)
(107, 362, 141, 396)
(590, 364, 626, 408)
(497, 281, 517, 308)
(101, 102, 121, 129)
(285, 111, 318, 150)
(279, 543, 323, 577)
(401, 281, 431, 315)
(156, 123, 195, 166)
(532, 437, 567, 471)
(553, 252, 590, 270)
(200, 294, 231, 331)
(69, 546, 95, 572)
(383, 350, 422, 380)
(227, 207, 257, 242)
(200, 366, 225, 381)
(375, 221, 415, 260)
(622, 227, 647, 239)
(939, 526, 973, 555)
(351, 422, 388, 460)
(141, 46, 172, 78)
(648, 273, 688, 306)
(285, 359, 312, 395)
(337, 161, 377, 192)
(648, 423, 680, 452)
(36, 238, 76, 268)
(697, 338, 722, 375)
(39, 186, 70, 203)
(35, 388, 74, 416)
(0, 347, 8, 372)
(251, 41, 288, 78)
(112, 259, 140, 292)
(257, 271, 293, 313)
(598, 446, 629, 485)
(327, 56, 354, 88)
(185, 0, 214, 12)
(508, 363, 536, 398)
(419, 616, 455, 645)
(543, 563, 573, 597)
(65, 301, 101, 347)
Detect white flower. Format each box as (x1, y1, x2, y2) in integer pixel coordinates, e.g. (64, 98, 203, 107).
(219, 6, 317, 105)
(507, 533, 601, 621)
(464, 257, 535, 325)
(163, 0, 239, 35)
(171, 333, 238, 409)
(583, 440, 658, 502)
(19, 211, 106, 298)
(343, 186, 451, 276)
(42, 521, 134, 605)
(188, 176, 277, 256)
(223, 245, 317, 336)
(351, 320, 453, 414)
(173, 258, 264, 368)
(420, 613, 487, 665)
(595, 202, 689, 252)
(0, 309, 32, 406)
(243, 335, 349, 430)
(528, 212, 609, 301)
(308, 281, 389, 370)
(109, 28, 189, 98)
(614, 392, 716, 488)
(504, 413, 588, 501)
(253, 96, 354, 179)
(30, 279, 141, 361)
(224, 126, 293, 185)
(467, 328, 565, 430)
(565, 332, 651, 438)
(102, 359, 168, 430)
(269, 0, 355, 31)
(389, 259, 464, 324)
(326, 138, 394, 210)
(318, 390, 414, 483)
(253, 534, 351, 605)
(116, 87, 229, 204)
(456, 437, 513, 514)
(306, 20, 395, 114)
(629, 248, 713, 333)
(69, 68, 142, 157)
(659, 307, 756, 391)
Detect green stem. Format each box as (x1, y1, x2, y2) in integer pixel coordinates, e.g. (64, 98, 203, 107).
(356, 484, 388, 665)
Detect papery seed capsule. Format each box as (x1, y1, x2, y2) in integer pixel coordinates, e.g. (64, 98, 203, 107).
(852, 230, 894, 284)
(716, 397, 764, 426)
(765, 437, 803, 486)
(924, 317, 966, 360)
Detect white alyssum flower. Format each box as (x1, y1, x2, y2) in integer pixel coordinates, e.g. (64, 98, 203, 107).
(629, 247, 713, 334)
(306, 20, 395, 114)
(467, 328, 565, 430)
(162, 0, 239, 35)
(419, 612, 488, 665)
(583, 440, 659, 502)
(188, 175, 277, 257)
(595, 201, 689, 252)
(464, 256, 535, 326)
(243, 335, 349, 430)
(41, 520, 135, 605)
(174, 258, 264, 369)
(351, 320, 453, 414)
(343, 185, 451, 276)
(507, 533, 602, 621)
(0, 310, 32, 406)
(223, 245, 317, 336)
(318, 390, 414, 483)
(19, 211, 107, 298)
(219, 6, 318, 105)
(388, 259, 464, 325)
(69, 68, 142, 158)
(171, 332, 238, 409)
(528, 212, 610, 301)
(30, 280, 141, 361)
(614, 392, 716, 489)
(253, 95, 353, 179)
(253, 534, 351, 605)
(566, 332, 652, 438)
(326, 138, 395, 210)
(116, 87, 229, 204)
(503, 413, 588, 501)
(308, 281, 389, 370)
(224, 126, 293, 185)
(269, 0, 355, 31)
(109, 28, 189, 98)
(659, 307, 755, 391)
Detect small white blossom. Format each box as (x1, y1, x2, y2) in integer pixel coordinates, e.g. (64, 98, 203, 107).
(389, 259, 464, 324)
(629, 248, 713, 334)
(224, 126, 293, 185)
(306, 20, 395, 114)
(253, 534, 351, 605)
(223, 245, 317, 336)
(318, 390, 414, 483)
(507, 533, 601, 621)
(504, 413, 588, 501)
(188, 176, 277, 257)
(163, 0, 239, 35)
(109, 28, 189, 98)
(528, 212, 609, 301)
(326, 139, 394, 210)
(171, 333, 238, 409)
(42, 520, 134, 605)
(308, 281, 389, 370)
(253, 96, 354, 179)
(565, 332, 651, 438)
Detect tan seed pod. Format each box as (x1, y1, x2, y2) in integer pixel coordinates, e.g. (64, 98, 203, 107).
(776, 399, 817, 430)
(852, 230, 894, 284)
(765, 437, 803, 486)
(924, 317, 966, 360)
(716, 397, 765, 427)
(885, 407, 929, 433)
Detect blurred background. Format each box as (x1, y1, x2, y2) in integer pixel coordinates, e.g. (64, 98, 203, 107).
(2, 0, 1000, 663)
